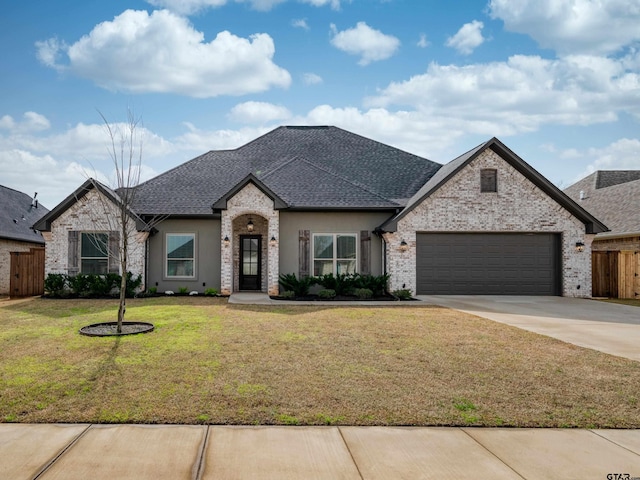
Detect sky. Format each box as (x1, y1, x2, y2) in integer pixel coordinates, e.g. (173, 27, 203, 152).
(1, 0, 639, 208)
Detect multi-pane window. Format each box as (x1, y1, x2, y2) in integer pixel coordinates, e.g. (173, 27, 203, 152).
(166, 234, 195, 278)
(481, 169, 498, 192)
(313, 234, 357, 276)
(80, 233, 109, 274)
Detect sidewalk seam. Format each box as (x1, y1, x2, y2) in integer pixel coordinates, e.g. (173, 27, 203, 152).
(337, 427, 364, 480)
(193, 425, 210, 480)
(460, 428, 527, 480)
(32, 424, 92, 480)
(590, 430, 640, 457)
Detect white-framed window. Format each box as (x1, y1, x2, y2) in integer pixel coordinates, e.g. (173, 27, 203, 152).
(166, 233, 196, 278)
(80, 232, 109, 274)
(313, 233, 357, 276)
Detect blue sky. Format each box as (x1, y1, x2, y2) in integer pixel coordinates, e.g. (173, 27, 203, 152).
(1, 0, 639, 207)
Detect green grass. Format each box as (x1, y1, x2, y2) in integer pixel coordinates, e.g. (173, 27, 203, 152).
(1, 296, 640, 427)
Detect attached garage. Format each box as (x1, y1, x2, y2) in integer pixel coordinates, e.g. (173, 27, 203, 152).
(416, 233, 561, 295)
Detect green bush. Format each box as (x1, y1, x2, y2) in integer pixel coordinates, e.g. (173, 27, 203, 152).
(391, 288, 413, 300)
(178, 287, 189, 294)
(148, 287, 158, 295)
(280, 290, 296, 299)
(204, 288, 218, 296)
(354, 288, 373, 299)
(67, 273, 91, 296)
(278, 273, 316, 297)
(125, 272, 143, 297)
(44, 273, 67, 297)
(352, 273, 390, 296)
(318, 289, 336, 299)
(315, 273, 355, 296)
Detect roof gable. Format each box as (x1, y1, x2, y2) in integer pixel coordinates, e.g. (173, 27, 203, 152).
(212, 174, 288, 210)
(380, 137, 608, 234)
(0, 185, 49, 243)
(33, 179, 150, 232)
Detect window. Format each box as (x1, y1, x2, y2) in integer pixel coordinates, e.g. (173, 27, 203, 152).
(313, 234, 357, 276)
(81, 233, 109, 274)
(166, 234, 195, 278)
(481, 169, 497, 192)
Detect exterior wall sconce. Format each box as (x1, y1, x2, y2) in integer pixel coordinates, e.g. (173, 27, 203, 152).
(399, 240, 409, 252)
(247, 217, 254, 232)
(223, 236, 230, 247)
(575, 241, 585, 252)
(269, 235, 277, 246)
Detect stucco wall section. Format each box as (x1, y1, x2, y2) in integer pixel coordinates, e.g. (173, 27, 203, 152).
(220, 183, 279, 295)
(0, 239, 43, 295)
(44, 189, 145, 283)
(386, 149, 593, 297)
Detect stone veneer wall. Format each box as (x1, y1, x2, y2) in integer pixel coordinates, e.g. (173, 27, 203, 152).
(0, 239, 43, 295)
(220, 183, 279, 295)
(385, 149, 594, 297)
(43, 189, 145, 283)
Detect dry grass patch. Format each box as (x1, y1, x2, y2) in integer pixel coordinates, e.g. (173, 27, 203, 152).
(599, 298, 640, 308)
(1, 297, 639, 427)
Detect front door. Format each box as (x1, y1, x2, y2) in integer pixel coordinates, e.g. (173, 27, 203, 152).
(239, 235, 261, 290)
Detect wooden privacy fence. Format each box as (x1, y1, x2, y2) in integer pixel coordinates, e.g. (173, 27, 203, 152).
(592, 250, 640, 298)
(9, 247, 45, 297)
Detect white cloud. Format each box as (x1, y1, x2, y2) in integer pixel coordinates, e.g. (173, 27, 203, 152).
(574, 138, 640, 179)
(330, 22, 400, 66)
(146, 0, 340, 14)
(365, 54, 640, 136)
(302, 72, 323, 85)
(445, 20, 485, 55)
(489, 0, 640, 55)
(292, 18, 309, 30)
(36, 9, 291, 98)
(0, 112, 51, 132)
(174, 123, 270, 153)
(228, 101, 292, 124)
(417, 33, 429, 48)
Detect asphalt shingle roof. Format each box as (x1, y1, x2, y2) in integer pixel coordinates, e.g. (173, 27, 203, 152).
(0, 185, 49, 243)
(565, 171, 640, 235)
(131, 126, 442, 215)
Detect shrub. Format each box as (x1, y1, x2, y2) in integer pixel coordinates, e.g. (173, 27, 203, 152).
(88, 275, 115, 297)
(280, 290, 296, 299)
(391, 288, 413, 300)
(204, 288, 218, 296)
(318, 289, 336, 299)
(352, 273, 390, 297)
(148, 287, 158, 295)
(315, 273, 355, 296)
(278, 273, 316, 297)
(44, 274, 67, 297)
(178, 287, 189, 294)
(68, 273, 91, 297)
(354, 288, 373, 300)
(125, 272, 143, 297)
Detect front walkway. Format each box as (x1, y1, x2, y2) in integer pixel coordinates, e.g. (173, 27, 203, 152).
(418, 295, 640, 362)
(2, 424, 639, 479)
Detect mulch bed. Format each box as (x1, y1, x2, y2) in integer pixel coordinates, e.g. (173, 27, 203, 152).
(79, 321, 154, 337)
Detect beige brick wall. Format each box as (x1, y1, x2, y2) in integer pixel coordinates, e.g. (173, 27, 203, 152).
(0, 239, 43, 295)
(385, 149, 593, 297)
(221, 183, 280, 295)
(44, 189, 145, 285)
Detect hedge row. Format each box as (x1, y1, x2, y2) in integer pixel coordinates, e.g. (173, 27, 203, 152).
(44, 272, 143, 298)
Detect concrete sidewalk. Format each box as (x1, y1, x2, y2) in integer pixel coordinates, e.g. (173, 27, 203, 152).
(418, 295, 640, 362)
(1, 424, 639, 479)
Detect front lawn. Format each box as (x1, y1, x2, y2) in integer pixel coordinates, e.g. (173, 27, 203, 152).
(1, 297, 639, 427)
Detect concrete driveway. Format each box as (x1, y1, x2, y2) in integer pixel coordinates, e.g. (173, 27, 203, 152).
(417, 296, 640, 362)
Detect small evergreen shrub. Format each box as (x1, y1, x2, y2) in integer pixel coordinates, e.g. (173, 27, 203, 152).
(391, 288, 413, 300)
(315, 273, 355, 296)
(354, 288, 373, 299)
(204, 288, 218, 296)
(125, 272, 143, 297)
(278, 273, 316, 297)
(178, 287, 189, 294)
(44, 273, 67, 297)
(148, 287, 158, 295)
(280, 290, 296, 299)
(318, 289, 336, 299)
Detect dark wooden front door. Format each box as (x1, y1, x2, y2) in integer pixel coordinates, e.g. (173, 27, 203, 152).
(240, 235, 261, 291)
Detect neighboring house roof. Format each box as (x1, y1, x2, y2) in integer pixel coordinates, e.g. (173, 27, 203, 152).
(0, 185, 49, 244)
(380, 138, 608, 234)
(131, 126, 442, 215)
(565, 171, 640, 238)
(33, 178, 151, 232)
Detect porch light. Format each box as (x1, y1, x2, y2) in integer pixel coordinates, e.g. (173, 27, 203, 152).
(575, 241, 585, 252)
(399, 240, 408, 252)
(223, 236, 230, 246)
(247, 217, 254, 232)
(270, 235, 277, 246)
